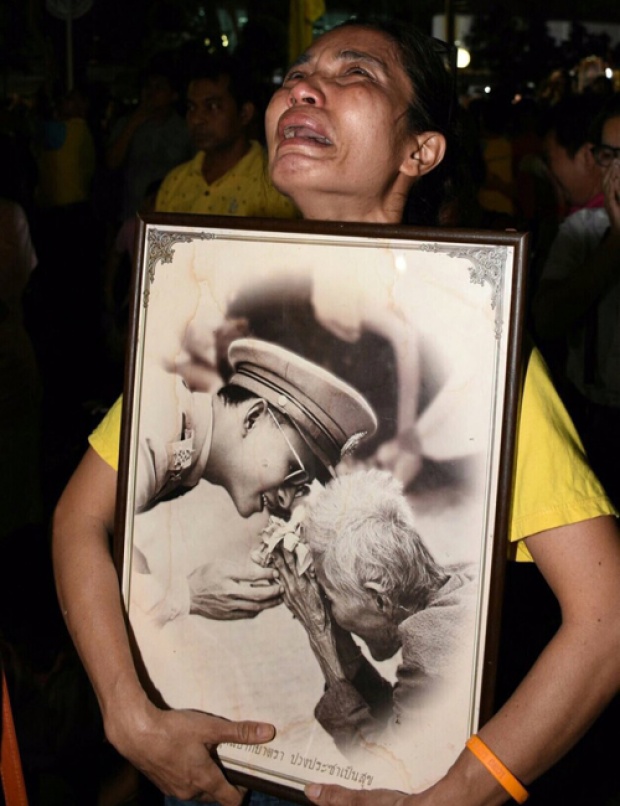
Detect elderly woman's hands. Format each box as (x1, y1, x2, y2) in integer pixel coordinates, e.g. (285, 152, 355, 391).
(271, 546, 327, 632)
(271, 548, 358, 687)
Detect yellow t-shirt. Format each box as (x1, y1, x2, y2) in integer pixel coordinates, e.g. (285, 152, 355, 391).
(508, 349, 615, 560)
(155, 141, 297, 219)
(90, 395, 124, 470)
(90, 349, 616, 561)
(36, 118, 96, 207)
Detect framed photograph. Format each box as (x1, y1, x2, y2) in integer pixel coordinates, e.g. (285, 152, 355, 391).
(115, 214, 527, 799)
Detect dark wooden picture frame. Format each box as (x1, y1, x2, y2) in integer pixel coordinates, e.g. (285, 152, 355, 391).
(115, 214, 527, 799)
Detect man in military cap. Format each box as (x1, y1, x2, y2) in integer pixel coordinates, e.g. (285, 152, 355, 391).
(133, 338, 377, 516)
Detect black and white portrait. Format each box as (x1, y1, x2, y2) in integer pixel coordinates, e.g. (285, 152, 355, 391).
(119, 218, 523, 796)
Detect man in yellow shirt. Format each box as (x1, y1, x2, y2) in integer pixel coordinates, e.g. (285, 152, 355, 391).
(155, 53, 296, 219)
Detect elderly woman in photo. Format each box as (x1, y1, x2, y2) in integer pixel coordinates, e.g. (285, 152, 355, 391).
(264, 469, 476, 752)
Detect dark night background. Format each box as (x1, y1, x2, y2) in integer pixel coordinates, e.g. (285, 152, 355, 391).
(3, 0, 620, 96)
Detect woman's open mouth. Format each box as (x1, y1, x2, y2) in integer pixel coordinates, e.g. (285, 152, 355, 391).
(282, 125, 332, 145)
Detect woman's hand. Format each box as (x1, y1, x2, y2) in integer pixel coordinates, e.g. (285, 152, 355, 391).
(106, 697, 275, 805)
(306, 784, 412, 806)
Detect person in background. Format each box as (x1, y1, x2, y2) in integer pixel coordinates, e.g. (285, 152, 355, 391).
(106, 64, 192, 222)
(154, 52, 296, 219)
(0, 198, 41, 538)
(35, 87, 96, 212)
(32, 86, 107, 406)
(529, 93, 607, 364)
(533, 95, 620, 509)
(470, 95, 517, 221)
(538, 94, 608, 221)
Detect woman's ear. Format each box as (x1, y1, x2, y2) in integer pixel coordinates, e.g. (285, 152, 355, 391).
(400, 132, 447, 178)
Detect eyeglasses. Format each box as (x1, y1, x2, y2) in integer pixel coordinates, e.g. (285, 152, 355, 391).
(266, 408, 311, 497)
(591, 144, 620, 167)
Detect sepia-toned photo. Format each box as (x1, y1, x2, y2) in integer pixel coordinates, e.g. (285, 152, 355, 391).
(117, 215, 526, 798)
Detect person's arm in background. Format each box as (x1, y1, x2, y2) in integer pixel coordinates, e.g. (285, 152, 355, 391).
(105, 102, 159, 171)
(310, 265, 423, 487)
(52, 447, 276, 804)
(304, 513, 620, 806)
(533, 162, 620, 341)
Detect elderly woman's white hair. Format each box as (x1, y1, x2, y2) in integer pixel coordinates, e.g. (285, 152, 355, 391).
(304, 469, 448, 613)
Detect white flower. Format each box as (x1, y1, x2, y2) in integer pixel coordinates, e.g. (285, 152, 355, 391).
(256, 505, 313, 576)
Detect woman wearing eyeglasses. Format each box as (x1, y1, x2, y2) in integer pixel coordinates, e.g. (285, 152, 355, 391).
(53, 18, 620, 806)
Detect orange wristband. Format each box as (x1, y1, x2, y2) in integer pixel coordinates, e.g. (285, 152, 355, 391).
(466, 735, 529, 803)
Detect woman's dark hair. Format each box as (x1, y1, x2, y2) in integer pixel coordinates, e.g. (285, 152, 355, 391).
(334, 17, 473, 227)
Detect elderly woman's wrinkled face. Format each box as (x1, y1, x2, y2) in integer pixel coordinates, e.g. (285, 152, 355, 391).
(265, 26, 421, 220)
(317, 567, 402, 661)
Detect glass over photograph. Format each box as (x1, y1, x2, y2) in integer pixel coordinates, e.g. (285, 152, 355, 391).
(117, 217, 525, 797)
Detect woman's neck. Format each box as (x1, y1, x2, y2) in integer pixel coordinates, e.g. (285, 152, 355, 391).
(301, 199, 404, 225)
(296, 188, 408, 225)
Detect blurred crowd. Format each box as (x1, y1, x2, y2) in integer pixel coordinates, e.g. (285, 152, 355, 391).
(1, 33, 620, 806)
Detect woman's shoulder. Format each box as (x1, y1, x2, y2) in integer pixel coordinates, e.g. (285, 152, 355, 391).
(509, 347, 615, 554)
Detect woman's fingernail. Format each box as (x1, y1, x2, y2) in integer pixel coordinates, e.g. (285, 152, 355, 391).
(256, 724, 275, 740)
(306, 784, 322, 798)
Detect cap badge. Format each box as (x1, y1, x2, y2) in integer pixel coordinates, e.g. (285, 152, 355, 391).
(340, 431, 368, 458)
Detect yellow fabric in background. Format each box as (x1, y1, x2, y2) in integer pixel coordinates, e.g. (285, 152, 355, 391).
(36, 118, 95, 207)
(155, 143, 297, 218)
(289, 0, 326, 63)
(478, 136, 515, 216)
